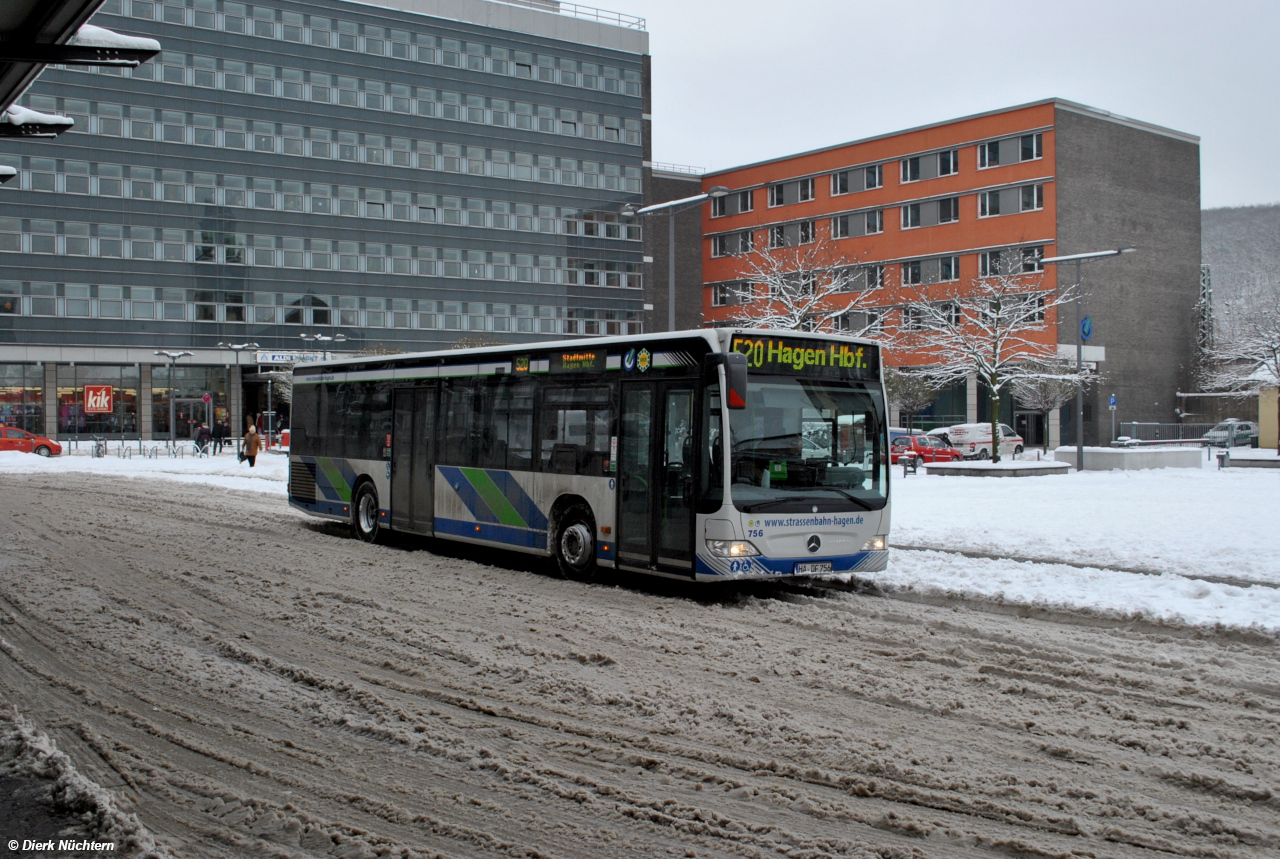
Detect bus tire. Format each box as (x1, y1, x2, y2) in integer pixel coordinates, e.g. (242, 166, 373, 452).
(554, 503, 597, 580)
(353, 482, 382, 543)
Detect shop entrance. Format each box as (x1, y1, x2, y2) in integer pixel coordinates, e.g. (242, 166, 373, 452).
(1014, 411, 1046, 448)
(172, 399, 211, 441)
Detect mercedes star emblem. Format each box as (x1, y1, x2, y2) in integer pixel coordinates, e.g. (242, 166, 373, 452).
(807, 535, 821, 553)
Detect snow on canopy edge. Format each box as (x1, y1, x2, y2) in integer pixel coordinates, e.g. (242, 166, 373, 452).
(2, 105, 73, 127)
(70, 24, 162, 52)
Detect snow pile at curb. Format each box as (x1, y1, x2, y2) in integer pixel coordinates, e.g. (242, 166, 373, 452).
(0, 707, 170, 858)
(863, 549, 1280, 634)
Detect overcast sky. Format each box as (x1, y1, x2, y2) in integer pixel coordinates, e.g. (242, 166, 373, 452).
(631, 0, 1279, 210)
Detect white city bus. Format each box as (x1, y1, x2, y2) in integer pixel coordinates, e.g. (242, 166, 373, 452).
(287, 329, 889, 581)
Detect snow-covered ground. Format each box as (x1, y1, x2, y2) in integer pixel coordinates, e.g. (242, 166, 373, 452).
(2, 449, 1277, 632)
(0, 449, 288, 495)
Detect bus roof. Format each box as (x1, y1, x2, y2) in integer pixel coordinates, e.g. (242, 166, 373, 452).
(293, 328, 884, 376)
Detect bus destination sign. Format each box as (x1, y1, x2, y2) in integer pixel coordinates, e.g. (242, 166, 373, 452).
(731, 336, 879, 380)
(550, 349, 605, 373)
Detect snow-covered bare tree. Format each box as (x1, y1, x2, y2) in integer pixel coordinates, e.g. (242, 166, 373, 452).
(894, 246, 1087, 463)
(1010, 357, 1099, 452)
(1201, 286, 1280, 451)
(883, 366, 938, 430)
(723, 230, 885, 335)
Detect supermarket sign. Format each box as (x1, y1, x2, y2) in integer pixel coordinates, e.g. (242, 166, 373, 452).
(255, 351, 323, 365)
(85, 385, 113, 413)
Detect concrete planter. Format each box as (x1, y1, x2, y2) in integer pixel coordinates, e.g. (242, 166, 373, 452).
(924, 461, 1071, 478)
(1052, 446, 1202, 470)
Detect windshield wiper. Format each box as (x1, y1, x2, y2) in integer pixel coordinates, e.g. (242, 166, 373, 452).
(805, 486, 875, 510)
(739, 487, 874, 513)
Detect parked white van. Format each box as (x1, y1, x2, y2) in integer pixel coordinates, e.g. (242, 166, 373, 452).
(945, 423, 1025, 459)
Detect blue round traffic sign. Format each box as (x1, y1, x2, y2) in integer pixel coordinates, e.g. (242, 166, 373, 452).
(1080, 317, 1093, 341)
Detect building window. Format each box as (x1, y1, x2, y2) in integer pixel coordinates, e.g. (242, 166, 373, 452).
(901, 203, 921, 229)
(901, 260, 922, 285)
(798, 177, 814, 202)
(1022, 293, 1047, 321)
(831, 171, 849, 195)
(865, 164, 882, 189)
(865, 264, 885, 288)
(900, 156, 920, 183)
(940, 255, 960, 282)
(768, 225, 785, 248)
(938, 197, 960, 223)
(900, 305, 925, 331)
(938, 302, 960, 325)
(1021, 184, 1044, 211)
(711, 282, 742, 307)
(738, 190, 754, 212)
(1021, 132, 1043, 161)
(978, 191, 1001, 217)
(769, 184, 785, 207)
(1021, 246, 1044, 273)
(865, 210, 884, 234)
(979, 250, 1003, 277)
(713, 232, 750, 257)
(798, 220, 815, 244)
(831, 215, 850, 239)
(938, 150, 958, 176)
(978, 140, 1000, 168)
(711, 195, 726, 218)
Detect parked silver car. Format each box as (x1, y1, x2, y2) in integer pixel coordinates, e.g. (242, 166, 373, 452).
(1201, 419, 1259, 447)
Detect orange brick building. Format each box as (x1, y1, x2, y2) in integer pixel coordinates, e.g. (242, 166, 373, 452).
(698, 99, 1201, 447)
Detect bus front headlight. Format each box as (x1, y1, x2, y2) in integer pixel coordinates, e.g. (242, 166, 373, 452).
(861, 537, 887, 551)
(706, 540, 761, 558)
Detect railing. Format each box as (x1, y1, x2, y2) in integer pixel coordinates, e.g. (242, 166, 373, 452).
(1120, 422, 1214, 442)
(650, 162, 705, 176)
(496, 0, 646, 30)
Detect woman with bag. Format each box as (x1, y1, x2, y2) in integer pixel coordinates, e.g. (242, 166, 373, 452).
(242, 423, 261, 467)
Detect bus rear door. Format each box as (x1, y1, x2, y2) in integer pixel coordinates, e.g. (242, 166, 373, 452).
(391, 385, 437, 535)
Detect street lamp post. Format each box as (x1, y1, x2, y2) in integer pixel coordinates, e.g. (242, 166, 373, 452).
(299, 332, 347, 360)
(1039, 246, 1137, 471)
(622, 186, 730, 332)
(153, 350, 193, 449)
(218, 341, 258, 454)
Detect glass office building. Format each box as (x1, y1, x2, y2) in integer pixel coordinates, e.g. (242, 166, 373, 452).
(0, 0, 650, 439)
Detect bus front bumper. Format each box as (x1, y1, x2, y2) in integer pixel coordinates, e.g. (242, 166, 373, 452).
(694, 549, 889, 581)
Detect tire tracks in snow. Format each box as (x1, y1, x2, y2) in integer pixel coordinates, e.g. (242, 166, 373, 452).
(1, 473, 1278, 858)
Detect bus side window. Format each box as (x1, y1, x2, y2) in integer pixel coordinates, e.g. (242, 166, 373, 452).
(477, 378, 535, 470)
(442, 380, 476, 464)
(540, 386, 613, 476)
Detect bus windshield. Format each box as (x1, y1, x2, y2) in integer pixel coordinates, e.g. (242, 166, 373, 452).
(723, 374, 887, 513)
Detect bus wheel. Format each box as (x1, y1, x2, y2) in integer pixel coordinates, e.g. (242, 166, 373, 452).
(555, 504, 597, 580)
(353, 482, 381, 543)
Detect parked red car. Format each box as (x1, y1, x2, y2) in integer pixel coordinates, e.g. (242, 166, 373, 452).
(890, 434, 963, 466)
(0, 427, 61, 456)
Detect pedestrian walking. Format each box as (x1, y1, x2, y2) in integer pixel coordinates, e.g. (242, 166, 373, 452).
(195, 422, 213, 456)
(241, 423, 261, 467)
(212, 419, 228, 455)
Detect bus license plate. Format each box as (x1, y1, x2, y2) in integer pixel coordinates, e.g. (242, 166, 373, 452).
(795, 561, 832, 575)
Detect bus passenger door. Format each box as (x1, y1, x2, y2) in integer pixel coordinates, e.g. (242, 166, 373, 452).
(616, 385, 653, 567)
(617, 382, 696, 576)
(391, 386, 436, 535)
(656, 385, 695, 573)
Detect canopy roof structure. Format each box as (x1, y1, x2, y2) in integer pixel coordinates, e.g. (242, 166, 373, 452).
(0, 0, 160, 138)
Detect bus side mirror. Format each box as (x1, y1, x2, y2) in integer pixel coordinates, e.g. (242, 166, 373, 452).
(706, 353, 748, 410)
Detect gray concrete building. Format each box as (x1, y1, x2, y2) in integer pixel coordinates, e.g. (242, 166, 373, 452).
(0, 0, 651, 442)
